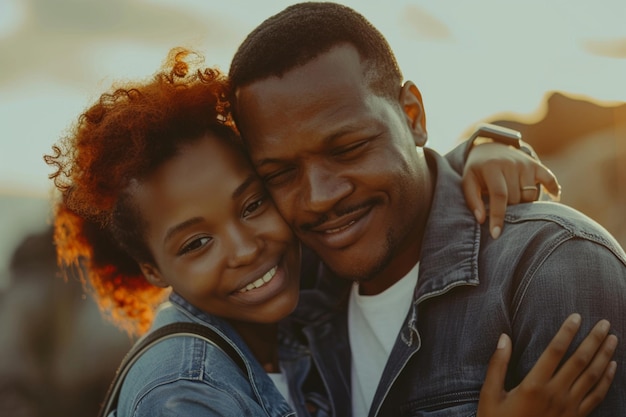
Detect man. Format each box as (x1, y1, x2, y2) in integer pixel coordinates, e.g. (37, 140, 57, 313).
(229, 3, 626, 416)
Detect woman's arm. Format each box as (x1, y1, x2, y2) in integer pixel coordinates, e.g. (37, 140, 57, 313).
(462, 141, 561, 239)
(447, 123, 561, 239)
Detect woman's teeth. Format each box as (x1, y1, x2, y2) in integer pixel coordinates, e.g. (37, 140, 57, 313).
(238, 266, 277, 293)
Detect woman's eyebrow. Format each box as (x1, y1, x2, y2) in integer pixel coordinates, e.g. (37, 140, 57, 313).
(232, 173, 257, 199)
(164, 216, 203, 245)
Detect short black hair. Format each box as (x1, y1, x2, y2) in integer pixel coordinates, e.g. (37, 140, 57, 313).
(229, 2, 403, 100)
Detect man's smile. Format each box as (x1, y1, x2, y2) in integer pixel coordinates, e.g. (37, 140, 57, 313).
(304, 203, 376, 250)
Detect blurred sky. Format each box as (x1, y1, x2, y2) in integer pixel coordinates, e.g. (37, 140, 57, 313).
(1, 0, 625, 197)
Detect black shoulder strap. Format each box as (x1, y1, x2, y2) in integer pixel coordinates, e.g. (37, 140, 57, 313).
(98, 322, 249, 417)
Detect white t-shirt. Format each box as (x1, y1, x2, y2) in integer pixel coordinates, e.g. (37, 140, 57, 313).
(348, 262, 419, 417)
(267, 371, 296, 410)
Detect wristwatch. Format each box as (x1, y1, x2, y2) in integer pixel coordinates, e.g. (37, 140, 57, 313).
(463, 123, 531, 161)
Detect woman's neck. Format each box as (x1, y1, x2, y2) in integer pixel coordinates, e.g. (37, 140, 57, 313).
(229, 320, 280, 373)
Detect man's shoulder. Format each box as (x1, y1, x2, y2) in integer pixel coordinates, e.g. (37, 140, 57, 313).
(502, 201, 626, 262)
(505, 201, 611, 239)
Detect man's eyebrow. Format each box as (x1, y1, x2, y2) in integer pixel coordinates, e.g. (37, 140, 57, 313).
(232, 173, 257, 199)
(323, 125, 361, 145)
(254, 157, 282, 169)
(164, 217, 203, 245)
(254, 124, 363, 168)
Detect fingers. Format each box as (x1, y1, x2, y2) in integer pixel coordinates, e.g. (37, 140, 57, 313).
(461, 164, 507, 238)
(568, 329, 617, 402)
(478, 316, 616, 417)
(534, 163, 561, 201)
(524, 315, 617, 417)
(505, 167, 522, 204)
(462, 170, 487, 224)
(525, 313, 583, 383)
(519, 167, 539, 202)
(486, 172, 508, 239)
(553, 318, 612, 389)
(513, 152, 561, 203)
(480, 334, 512, 404)
(461, 141, 561, 238)
(578, 360, 617, 416)
(519, 185, 539, 202)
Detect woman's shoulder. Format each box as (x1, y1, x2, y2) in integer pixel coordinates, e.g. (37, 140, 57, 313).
(116, 301, 261, 416)
(117, 327, 259, 416)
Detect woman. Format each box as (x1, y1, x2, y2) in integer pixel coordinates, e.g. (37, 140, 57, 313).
(44, 48, 616, 417)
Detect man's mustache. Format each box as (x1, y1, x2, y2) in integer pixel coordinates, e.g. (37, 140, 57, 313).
(299, 197, 384, 232)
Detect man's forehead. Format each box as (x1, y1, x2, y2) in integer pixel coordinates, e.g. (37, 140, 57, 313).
(237, 45, 364, 95)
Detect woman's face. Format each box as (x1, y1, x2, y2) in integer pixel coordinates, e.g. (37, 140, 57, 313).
(134, 133, 301, 324)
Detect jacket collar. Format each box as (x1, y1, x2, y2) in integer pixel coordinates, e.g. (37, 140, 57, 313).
(415, 149, 481, 302)
(165, 292, 295, 417)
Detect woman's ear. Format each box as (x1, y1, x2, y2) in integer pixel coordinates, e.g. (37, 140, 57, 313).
(399, 80, 428, 147)
(140, 263, 169, 288)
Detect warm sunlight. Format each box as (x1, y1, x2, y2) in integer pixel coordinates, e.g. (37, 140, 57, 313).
(1, 0, 624, 195)
(0, 2, 624, 416)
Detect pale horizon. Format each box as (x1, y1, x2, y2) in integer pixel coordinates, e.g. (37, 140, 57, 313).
(1, 0, 625, 198)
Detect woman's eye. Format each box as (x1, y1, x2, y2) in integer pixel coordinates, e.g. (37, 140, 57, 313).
(178, 236, 212, 256)
(243, 198, 265, 217)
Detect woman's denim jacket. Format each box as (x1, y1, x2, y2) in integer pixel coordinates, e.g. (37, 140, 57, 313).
(290, 148, 626, 417)
(113, 292, 330, 417)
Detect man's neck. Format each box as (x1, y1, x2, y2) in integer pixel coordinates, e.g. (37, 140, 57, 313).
(358, 253, 420, 296)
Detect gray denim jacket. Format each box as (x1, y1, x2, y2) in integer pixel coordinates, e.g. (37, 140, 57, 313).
(290, 148, 626, 417)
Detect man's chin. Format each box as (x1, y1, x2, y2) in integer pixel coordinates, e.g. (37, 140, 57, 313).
(311, 233, 394, 281)
(323, 253, 387, 283)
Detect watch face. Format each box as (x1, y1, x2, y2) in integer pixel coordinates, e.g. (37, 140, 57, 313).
(472, 123, 522, 148)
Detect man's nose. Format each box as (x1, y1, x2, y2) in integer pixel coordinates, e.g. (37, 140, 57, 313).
(302, 163, 352, 213)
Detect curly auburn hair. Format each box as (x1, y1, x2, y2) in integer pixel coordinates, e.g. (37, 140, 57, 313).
(44, 47, 239, 335)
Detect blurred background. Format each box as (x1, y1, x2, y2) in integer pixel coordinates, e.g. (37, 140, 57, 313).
(1, 0, 624, 415)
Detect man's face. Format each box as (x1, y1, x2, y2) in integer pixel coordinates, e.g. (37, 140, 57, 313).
(235, 44, 432, 293)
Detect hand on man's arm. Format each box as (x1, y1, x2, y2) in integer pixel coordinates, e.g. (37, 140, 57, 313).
(510, 238, 626, 415)
(446, 123, 561, 239)
(463, 141, 561, 239)
(478, 313, 617, 417)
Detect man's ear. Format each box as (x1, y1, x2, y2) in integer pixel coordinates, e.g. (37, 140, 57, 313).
(140, 263, 169, 288)
(399, 81, 428, 147)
